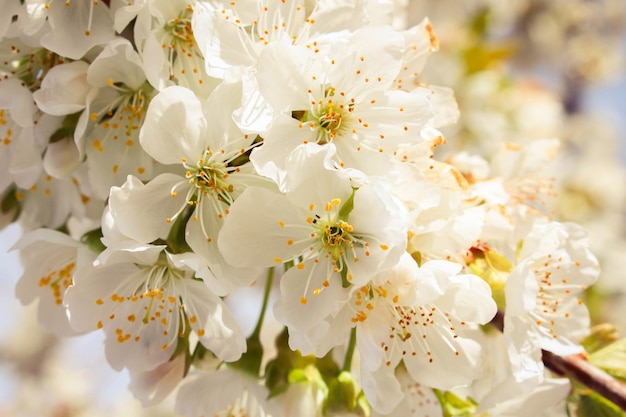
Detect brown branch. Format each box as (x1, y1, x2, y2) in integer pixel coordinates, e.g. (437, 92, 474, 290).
(543, 351, 626, 411)
(490, 311, 626, 411)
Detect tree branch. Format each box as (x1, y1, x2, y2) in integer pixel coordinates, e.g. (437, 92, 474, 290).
(543, 351, 626, 411)
(490, 311, 626, 411)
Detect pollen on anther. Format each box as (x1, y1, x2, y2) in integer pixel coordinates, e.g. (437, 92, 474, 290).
(274, 257, 283, 263)
(300, 296, 308, 304)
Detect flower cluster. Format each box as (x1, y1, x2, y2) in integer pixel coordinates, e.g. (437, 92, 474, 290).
(1, 1, 609, 416)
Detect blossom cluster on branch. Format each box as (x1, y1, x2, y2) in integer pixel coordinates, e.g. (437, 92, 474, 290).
(1, 1, 624, 416)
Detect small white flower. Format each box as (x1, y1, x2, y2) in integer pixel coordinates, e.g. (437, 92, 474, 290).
(192, 0, 367, 79)
(175, 368, 279, 417)
(135, 0, 219, 98)
(65, 242, 246, 373)
(355, 255, 495, 413)
(13, 228, 90, 336)
(0, 78, 40, 195)
(370, 366, 443, 417)
(504, 221, 600, 378)
(109, 81, 268, 292)
(74, 38, 159, 199)
(14, 171, 91, 230)
(251, 27, 436, 187)
(219, 145, 408, 345)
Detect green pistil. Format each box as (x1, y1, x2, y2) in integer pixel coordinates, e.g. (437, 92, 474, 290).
(300, 86, 353, 144)
(185, 150, 235, 205)
(164, 8, 194, 44)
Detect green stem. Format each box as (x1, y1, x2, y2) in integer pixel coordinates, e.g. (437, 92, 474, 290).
(251, 267, 274, 340)
(342, 327, 357, 372)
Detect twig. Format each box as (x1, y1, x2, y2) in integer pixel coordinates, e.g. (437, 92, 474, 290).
(543, 351, 626, 411)
(490, 311, 626, 411)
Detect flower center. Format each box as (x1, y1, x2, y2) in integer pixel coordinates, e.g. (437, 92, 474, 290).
(309, 214, 368, 288)
(318, 219, 355, 260)
(164, 8, 195, 48)
(160, 6, 209, 90)
(304, 86, 353, 144)
(184, 149, 237, 206)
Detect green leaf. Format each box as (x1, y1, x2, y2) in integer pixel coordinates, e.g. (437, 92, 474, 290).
(326, 371, 359, 413)
(582, 324, 620, 354)
(575, 393, 624, 417)
(434, 390, 478, 417)
(230, 332, 264, 376)
(265, 329, 317, 395)
(80, 228, 106, 253)
(469, 43, 518, 73)
(588, 338, 626, 382)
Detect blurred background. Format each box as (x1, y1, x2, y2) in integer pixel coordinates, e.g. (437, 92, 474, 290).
(1, 1, 626, 416)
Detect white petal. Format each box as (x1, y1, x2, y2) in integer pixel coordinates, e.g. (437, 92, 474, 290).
(176, 368, 277, 416)
(256, 40, 318, 111)
(361, 365, 404, 415)
(436, 273, 497, 325)
(250, 116, 317, 189)
(273, 263, 351, 334)
(43, 138, 82, 178)
(13, 228, 84, 337)
(329, 26, 404, 96)
(218, 186, 310, 268)
(87, 38, 146, 90)
(285, 145, 353, 209)
(185, 201, 260, 294)
(192, 4, 258, 78)
(181, 278, 246, 362)
(139, 86, 207, 165)
(33, 61, 90, 115)
(128, 351, 186, 406)
(41, 0, 115, 60)
(64, 257, 131, 333)
(503, 314, 545, 384)
(108, 174, 188, 243)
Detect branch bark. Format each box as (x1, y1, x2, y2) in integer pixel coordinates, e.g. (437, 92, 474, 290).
(490, 311, 626, 411)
